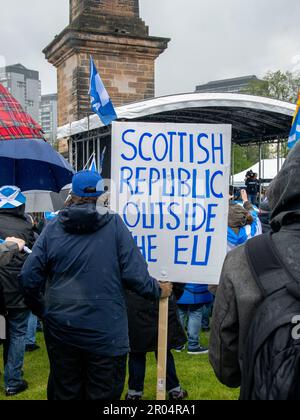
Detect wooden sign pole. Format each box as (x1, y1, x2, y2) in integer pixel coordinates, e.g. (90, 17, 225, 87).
(156, 296, 169, 400)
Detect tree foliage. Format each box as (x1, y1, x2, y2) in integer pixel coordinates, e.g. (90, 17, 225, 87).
(242, 70, 300, 102)
(234, 70, 300, 174)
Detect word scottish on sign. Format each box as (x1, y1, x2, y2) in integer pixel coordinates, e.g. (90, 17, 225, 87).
(111, 122, 232, 284)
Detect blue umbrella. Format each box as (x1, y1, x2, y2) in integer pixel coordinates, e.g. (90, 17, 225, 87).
(0, 139, 74, 193)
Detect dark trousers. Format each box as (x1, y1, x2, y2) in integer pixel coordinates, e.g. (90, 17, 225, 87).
(128, 351, 180, 394)
(44, 327, 127, 400)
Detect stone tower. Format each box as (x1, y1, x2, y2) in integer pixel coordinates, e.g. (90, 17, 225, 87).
(44, 0, 170, 127)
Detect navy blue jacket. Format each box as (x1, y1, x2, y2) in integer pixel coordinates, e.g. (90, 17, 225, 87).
(20, 203, 160, 356)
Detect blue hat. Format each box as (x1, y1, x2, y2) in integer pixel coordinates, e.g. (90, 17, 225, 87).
(72, 170, 104, 198)
(0, 186, 26, 209)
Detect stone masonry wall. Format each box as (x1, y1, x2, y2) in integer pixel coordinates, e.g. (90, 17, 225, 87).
(57, 54, 79, 127)
(70, 0, 139, 23)
(47, 0, 169, 126)
(57, 49, 155, 126)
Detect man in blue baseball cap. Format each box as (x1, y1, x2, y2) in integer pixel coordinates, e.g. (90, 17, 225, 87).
(21, 170, 172, 401)
(71, 170, 105, 197)
(0, 185, 35, 397)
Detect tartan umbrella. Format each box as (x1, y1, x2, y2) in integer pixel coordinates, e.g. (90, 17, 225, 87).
(0, 84, 74, 192)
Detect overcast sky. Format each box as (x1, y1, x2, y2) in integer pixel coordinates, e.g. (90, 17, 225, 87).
(1, 0, 300, 95)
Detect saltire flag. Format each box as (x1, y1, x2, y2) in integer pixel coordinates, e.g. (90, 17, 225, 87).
(89, 56, 117, 126)
(288, 93, 300, 149)
(89, 156, 98, 172)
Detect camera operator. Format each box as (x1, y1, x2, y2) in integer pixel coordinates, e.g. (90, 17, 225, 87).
(245, 172, 259, 206)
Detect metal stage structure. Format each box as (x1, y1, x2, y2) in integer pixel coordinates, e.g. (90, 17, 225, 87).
(57, 92, 295, 182)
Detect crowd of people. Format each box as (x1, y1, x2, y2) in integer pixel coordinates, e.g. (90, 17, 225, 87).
(0, 142, 299, 400)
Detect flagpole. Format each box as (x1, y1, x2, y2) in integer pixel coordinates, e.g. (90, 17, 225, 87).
(87, 113, 90, 134)
(100, 146, 107, 175)
(83, 152, 95, 171)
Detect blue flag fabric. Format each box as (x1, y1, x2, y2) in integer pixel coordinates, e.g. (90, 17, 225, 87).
(89, 57, 117, 126)
(89, 156, 98, 173)
(288, 93, 300, 149)
(288, 110, 300, 149)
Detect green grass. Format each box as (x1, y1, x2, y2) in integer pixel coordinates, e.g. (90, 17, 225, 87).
(0, 332, 239, 400)
(0, 333, 49, 400)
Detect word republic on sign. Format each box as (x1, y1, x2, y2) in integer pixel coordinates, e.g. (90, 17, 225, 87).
(111, 122, 232, 285)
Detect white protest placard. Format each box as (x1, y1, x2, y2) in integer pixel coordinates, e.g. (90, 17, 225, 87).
(111, 122, 232, 285)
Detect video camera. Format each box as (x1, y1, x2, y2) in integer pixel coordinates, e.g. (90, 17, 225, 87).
(246, 170, 255, 179)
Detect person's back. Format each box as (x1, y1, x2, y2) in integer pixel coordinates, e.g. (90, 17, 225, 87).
(245, 175, 259, 195)
(21, 171, 169, 401)
(0, 187, 34, 396)
(0, 238, 25, 341)
(245, 174, 259, 205)
(210, 141, 300, 395)
(125, 284, 187, 400)
(0, 203, 34, 310)
(32, 202, 160, 356)
(126, 284, 186, 355)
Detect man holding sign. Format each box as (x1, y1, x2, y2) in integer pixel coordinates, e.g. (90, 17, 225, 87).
(21, 170, 173, 401)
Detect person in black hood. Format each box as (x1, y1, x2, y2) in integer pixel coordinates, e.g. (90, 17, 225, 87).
(0, 186, 35, 397)
(20, 170, 172, 401)
(209, 140, 300, 393)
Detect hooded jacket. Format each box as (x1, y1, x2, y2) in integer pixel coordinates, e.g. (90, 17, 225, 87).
(0, 205, 35, 310)
(210, 141, 300, 388)
(20, 203, 161, 357)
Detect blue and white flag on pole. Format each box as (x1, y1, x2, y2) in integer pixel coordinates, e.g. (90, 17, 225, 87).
(89, 156, 98, 172)
(89, 56, 117, 126)
(288, 93, 300, 149)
